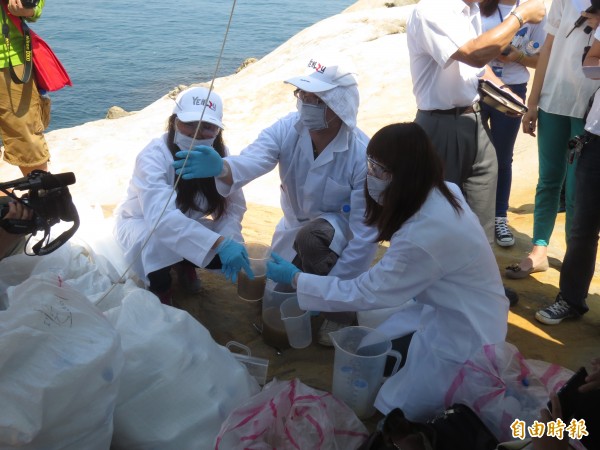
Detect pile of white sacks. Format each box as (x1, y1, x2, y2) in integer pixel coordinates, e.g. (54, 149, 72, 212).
(0, 206, 261, 450)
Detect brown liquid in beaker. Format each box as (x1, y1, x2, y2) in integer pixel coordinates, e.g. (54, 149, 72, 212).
(262, 307, 290, 349)
(237, 272, 266, 301)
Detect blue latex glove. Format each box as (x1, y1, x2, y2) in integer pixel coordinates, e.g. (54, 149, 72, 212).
(172, 145, 223, 179)
(266, 252, 301, 286)
(216, 238, 253, 283)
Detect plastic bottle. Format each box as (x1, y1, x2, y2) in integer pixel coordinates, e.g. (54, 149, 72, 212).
(524, 41, 540, 56)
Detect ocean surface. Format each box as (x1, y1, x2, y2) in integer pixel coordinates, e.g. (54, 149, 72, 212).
(33, 0, 356, 131)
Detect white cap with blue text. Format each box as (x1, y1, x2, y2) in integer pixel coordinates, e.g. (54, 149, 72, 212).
(284, 54, 358, 93)
(173, 86, 224, 129)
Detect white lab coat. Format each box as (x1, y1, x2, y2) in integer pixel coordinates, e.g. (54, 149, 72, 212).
(216, 113, 378, 279)
(114, 135, 246, 284)
(296, 183, 509, 421)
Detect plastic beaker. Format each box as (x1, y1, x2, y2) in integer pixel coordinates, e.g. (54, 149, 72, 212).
(280, 296, 312, 349)
(261, 280, 295, 349)
(329, 326, 402, 419)
(237, 242, 271, 302)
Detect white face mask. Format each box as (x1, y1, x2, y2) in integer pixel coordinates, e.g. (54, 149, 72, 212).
(297, 99, 329, 130)
(174, 130, 215, 150)
(367, 174, 391, 205)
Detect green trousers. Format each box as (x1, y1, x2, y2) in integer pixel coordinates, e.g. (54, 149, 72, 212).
(533, 109, 582, 246)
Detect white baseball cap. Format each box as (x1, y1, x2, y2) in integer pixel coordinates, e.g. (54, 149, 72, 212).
(284, 54, 358, 93)
(172, 86, 224, 128)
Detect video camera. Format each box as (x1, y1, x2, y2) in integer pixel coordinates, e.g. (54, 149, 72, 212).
(0, 170, 79, 255)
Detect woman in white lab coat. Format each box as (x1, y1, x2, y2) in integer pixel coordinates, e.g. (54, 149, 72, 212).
(267, 122, 510, 421)
(114, 87, 250, 306)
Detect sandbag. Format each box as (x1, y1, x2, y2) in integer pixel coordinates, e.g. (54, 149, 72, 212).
(215, 378, 369, 450)
(0, 277, 124, 450)
(105, 291, 260, 450)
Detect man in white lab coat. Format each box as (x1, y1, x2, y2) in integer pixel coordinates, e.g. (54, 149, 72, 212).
(174, 54, 379, 345)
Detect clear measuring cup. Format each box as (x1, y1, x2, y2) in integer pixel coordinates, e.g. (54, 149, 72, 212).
(280, 296, 312, 349)
(237, 242, 271, 302)
(329, 326, 402, 419)
(261, 280, 295, 350)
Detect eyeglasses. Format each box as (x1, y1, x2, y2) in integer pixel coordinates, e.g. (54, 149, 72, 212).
(177, 120, 220, 135)
(293, 89, 324, 106)
(367, 156, 391, 180)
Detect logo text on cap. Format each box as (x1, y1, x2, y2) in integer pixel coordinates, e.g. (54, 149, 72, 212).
(192, 97, 217, 111)
(308, 59, 326, 74)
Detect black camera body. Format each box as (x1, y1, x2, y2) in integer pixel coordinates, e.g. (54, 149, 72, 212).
(0, 170, 79, 255)
(20, 0, 40, 9)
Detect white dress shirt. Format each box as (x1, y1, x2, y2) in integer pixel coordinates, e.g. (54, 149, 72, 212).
(406, 0, 485, 110)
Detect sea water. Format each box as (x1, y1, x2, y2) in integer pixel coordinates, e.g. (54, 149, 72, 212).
(31, 0, 355, 131)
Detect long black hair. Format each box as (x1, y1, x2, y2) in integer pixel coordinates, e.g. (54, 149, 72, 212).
(364, 122, 463, 242)
(480, 0, 501, 18)
(166, 114, 228, 219)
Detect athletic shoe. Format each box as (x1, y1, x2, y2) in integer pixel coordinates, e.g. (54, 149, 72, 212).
(317, 319, 347, 347)
(535, 295, 581, 325)
(495, 217, 515, 247)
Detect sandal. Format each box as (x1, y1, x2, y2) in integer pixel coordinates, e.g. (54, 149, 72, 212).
(505, 258, 549, 279)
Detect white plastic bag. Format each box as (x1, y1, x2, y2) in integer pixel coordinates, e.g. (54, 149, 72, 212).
(444, 342, 574, 441)
(0, 277, 124, 450)
(105, 290, 260, 450)
(215, 378, 369, 450)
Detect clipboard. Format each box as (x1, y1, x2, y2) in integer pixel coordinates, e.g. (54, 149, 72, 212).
(478, 79, 528, 116)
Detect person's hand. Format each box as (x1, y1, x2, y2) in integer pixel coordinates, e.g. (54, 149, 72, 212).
(522, 107, 538, 136)
(172, 145, 223, 179)
(580, 357, 600, 393)
(517, 0, 546, 25)
(7, 0, 36, 17)
(582, 10, 600, 31)
(266, 252, 301, 286)
(3, 200, 33, 223)
(216, 238, 253, 283)
(497, 46, 523, 64)
(532, 393, 569, 450)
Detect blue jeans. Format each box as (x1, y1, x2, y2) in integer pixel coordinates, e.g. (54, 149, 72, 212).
(559, 134, 600, 315)
(480, 83, 527, 217)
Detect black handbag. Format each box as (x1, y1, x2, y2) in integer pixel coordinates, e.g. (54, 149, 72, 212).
(358, 404, 499, 450)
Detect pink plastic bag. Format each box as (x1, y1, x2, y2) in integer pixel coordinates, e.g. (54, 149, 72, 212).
(214, 378, 369, 450)
(444, 342, 574, 442)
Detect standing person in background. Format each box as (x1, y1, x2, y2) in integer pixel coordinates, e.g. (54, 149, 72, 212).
(480, 0, 546, 247)
(506, 0, 600, 283)
(406, 0, 546, 306)
(535, 27, 600, 325)
(0, 0, 50, 176)
(173, 54, 378, 346)
(114, 87, 251, 307)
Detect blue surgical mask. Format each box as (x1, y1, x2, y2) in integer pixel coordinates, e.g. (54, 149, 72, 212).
(174, 130, 215, 150)
(297, 99, 328, 131)
(367, 174, 391, 205)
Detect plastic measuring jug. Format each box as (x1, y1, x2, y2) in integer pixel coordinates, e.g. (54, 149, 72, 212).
(330, 326, 402, 419)
(237, 242, 271, 302)
(280, 296, 312, 349)
(261, 280, 295, 349)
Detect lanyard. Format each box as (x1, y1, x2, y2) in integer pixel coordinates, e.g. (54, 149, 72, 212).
(497, 0, 520, 23)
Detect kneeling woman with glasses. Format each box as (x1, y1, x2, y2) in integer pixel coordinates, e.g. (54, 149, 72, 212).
(266, 122, 510, 421)
(114, 87, 251, 306)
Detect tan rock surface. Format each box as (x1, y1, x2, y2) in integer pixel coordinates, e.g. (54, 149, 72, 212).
(1, 0, 597, 428)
